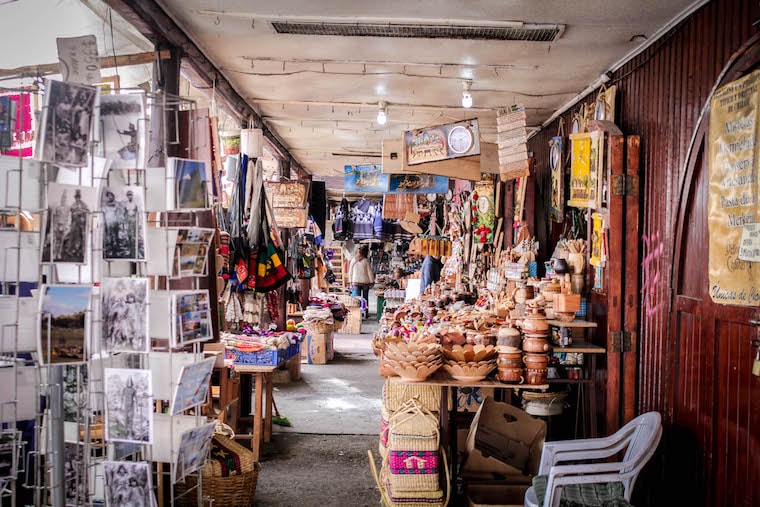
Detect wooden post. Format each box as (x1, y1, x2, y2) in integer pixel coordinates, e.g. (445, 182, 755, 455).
(623, 136, 641, 423)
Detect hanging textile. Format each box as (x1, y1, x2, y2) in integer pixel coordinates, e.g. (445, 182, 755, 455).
(255, 186, 292, 292)
(332, 198, 352, 240)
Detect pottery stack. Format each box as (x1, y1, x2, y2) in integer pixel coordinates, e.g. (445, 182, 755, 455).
(496, 324, 523, 383)
(520, 308, 551, 385)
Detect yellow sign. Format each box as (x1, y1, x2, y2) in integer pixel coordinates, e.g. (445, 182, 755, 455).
(707, 69, 760, 306)
(568, 132, 601, 208)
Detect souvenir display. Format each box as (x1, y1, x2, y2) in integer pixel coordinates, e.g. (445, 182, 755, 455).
(104, 368, 153, 444)
(173, 227, 215, 278)
(99, 93, 147, 169)
(174, 422, 216, 482)
(103, 461, 155, 507)
(170, 356, 215, 415)
(101, 186, 146, 261)
(41, 183, 97, 264)
(101, 278, 150, 354)
(169, 157, 208, 209)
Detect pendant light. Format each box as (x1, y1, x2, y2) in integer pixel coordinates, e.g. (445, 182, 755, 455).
(377, 101, 388, 125)
(461, 80, 473, 108)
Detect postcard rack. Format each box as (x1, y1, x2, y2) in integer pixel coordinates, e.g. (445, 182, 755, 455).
(1, 83, 220, 506)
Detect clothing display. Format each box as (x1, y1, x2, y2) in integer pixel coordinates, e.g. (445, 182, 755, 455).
(349, 199, 382, 240)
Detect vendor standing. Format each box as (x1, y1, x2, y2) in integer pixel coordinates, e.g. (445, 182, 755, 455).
(420, 255, 442, 294)
(348, 244, 374, 318)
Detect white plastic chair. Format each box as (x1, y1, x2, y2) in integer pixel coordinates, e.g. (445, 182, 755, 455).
(524, 411, 662, 507)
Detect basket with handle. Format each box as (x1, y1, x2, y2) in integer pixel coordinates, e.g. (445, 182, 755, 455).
(368, 446, 450, 507)
(386, 399, 441, 493)
(382, 379, 442, 413)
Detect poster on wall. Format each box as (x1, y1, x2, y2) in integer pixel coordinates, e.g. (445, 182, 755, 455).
(707, 69, 760, 306)
(567, 131, 601, 208)
(344, 164, 388, 193)
(404, 119, 480, 165)
(388, 174, 449, 194)
(549, 136, 564, 222)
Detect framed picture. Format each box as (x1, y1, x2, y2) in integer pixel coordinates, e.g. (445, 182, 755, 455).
(172, 290, 212, 348)
(104, 368, 153, 444)
(404, 119, 480, 165)
(38, 284, 92, 365)
(37, 79, 98, 167)
(99, 93, 147, 169)
(41, 183, 97, 264)
(567, 131, 602, 209)
(101, 278, 150, 354)
(101, 186, 146, 261)
(103, 461, 155, 507)
(170, 357, 215, 415)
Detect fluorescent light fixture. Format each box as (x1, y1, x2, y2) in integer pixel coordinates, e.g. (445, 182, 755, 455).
(377, 101, 388, 125)
(461, 80, 473, 108)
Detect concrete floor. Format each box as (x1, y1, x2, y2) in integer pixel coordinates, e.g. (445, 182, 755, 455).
(255, 319, 385, 506)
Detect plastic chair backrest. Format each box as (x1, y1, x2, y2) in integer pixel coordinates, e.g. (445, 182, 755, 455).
(619, 411, 662, 475)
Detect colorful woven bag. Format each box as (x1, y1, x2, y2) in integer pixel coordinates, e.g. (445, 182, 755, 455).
(386, 399, 440, 493)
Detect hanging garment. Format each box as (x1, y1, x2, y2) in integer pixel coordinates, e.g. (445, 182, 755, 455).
(332, 198, 352, 240)
(349, 199, 381, 240)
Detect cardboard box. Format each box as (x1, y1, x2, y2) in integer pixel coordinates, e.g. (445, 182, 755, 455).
(461, 397, 546, 480)
(466, 484, 529, 507)
(307, 331, 333, 365)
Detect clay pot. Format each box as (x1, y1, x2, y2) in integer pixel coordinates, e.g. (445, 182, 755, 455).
(497, 354, 524, 369)
(552, 258, 570, 274)
(497, 367, 524, 383)
(523, 353, 550, 368)
(525, 368, 548, 385)
(497, 325, 522, 348)
(522, 337, 550, 353)
(511, 284, 534, 305)
(541, 280, 562, 302)
(521, 308, 549, 336)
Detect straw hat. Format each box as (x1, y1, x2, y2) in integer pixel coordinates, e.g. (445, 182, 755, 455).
(398, 211, 423, 235)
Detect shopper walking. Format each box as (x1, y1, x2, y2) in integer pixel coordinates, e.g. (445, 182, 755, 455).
(348, 245, 374, 318)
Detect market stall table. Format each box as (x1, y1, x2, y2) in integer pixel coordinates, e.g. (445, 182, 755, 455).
(217, 363, 277, 462)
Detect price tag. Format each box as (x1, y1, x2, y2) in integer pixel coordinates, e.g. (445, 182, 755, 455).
(56, 35, 101, 85)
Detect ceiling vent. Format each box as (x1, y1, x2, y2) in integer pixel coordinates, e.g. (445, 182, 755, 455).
(271, 21, 564, 42)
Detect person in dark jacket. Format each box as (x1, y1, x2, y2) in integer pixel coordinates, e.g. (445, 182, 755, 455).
(420, 255, 442, 294)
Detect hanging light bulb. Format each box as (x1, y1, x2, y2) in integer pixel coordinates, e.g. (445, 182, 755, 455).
(461, 80, 473, 108)
(377, 101, 387, 125)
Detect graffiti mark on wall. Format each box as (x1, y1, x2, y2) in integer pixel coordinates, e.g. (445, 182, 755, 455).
(641, 232, 665, 317)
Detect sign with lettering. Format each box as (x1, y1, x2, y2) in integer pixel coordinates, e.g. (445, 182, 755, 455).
(264, 181, 309, 208)
(403, 119, 480, 165)
(56, 35, 101, 85)
(707, 69, 760, 306)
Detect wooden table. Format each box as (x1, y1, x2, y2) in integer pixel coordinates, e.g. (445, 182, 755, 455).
(218, 364, 277, 462)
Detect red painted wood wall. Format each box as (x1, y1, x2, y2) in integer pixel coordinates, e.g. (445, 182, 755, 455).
(528, 2, 759, 505)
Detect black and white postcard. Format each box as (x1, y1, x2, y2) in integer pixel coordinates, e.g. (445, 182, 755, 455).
(42, 182, 97, 264)
(104, 368, 153, 444)
(62, 364, 88, 423)
(64, 442, 86, 506)
(170, 356, 215, 415)
(100, 94, 146, 169)
(38, 79, 97, 167)
(38, 285, 92, 365)
(172, 290, 212, 348)
(101, 186, 146, 261)
(174, 421, 216, 483)
(101, 278, 149, 354)
(103, 461, 155, 507)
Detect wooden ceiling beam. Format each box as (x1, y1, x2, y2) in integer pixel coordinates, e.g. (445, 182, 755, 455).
(101, 0, 306, 175)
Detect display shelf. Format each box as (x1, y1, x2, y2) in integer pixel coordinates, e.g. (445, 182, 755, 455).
(552, 340, 605, 354)
(389, 373, 549, 390)
(547, 319, 597, 328)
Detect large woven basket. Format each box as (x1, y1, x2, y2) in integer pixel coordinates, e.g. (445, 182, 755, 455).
(304, 320, 334, 334)
(176, 434, 260, 507)
(387, 400, 440, 493)
(379, 404, 391, 460)
(338, 294, 361, 307)
(383, 379, 442, 413)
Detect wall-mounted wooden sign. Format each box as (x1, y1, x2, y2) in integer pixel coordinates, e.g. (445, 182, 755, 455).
(404, 119, 480, 165)
(264, 181, 309, 208)
(382, 139, 493, 181)
(271, 207, 309, 229)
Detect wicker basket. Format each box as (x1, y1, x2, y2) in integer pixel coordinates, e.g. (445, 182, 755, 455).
(304, 320, 334, 334)
(338, 294, 361, 307)
(387, 400, 440, 493)
(379, 404, 391, 460)
(176, 435, 260, 507)
(383, 379, 442, 413)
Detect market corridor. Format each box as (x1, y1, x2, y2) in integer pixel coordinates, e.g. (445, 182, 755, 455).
(254, 321, 384, 506)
